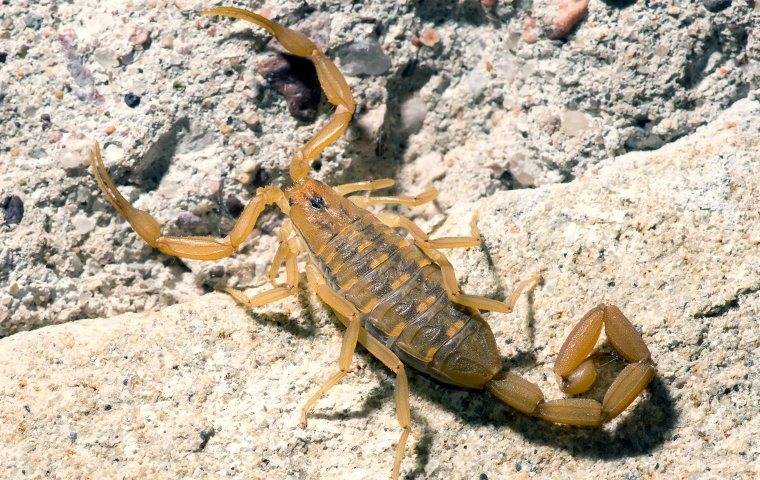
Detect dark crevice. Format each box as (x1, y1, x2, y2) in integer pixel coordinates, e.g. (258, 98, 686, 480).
(139, 117, 190, 191)
(694, 286, 759, 319)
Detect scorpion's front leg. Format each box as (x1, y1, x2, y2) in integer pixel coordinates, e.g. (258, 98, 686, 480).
(224, 225, 302, 308)
(89, 144, 289, 261)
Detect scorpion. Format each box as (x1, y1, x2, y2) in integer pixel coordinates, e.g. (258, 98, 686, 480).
(88, 7, 656, 479)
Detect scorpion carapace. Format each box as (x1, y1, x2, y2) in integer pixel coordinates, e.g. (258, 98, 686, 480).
(88, 6, 656, 479)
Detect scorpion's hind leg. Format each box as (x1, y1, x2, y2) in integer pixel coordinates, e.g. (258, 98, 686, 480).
(486, 305, 655, 427)
(304, 263, 412, 480)
(358, 329, 412, 480)
(300, 264, 363, 427)
(89, 144, 289, 261)
(202, 7, 355, 183)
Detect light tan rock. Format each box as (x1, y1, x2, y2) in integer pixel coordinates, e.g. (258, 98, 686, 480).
(0, 100, 758, 478)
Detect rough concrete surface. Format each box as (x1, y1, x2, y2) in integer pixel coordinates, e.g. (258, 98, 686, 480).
(1, 0, 758, 334)
(1, 99, 758, 478)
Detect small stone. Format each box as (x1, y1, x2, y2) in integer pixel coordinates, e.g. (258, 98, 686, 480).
(160, 34, 174, 49)
(258, 53, 320, 122)
(338, 39, 392, 76)
(400, 95, 427, 135)
(225, 195, 244, 218)
(251, 167, 270, 188)
(702, 0, 731, 12)
(40, 113, 51, 130)
(72, 215, 95, 235)
(243, 111, 259, 127)
(481, 0, 497, 8)
(176, 212, 201, 229)
(23, 14, 42, 30)
(0, 52, 6, 63)
(419, 28, 440, 48)
(124, 93, 141, 108)
(523, 17, 537, 44)
(48, 131, 62, 143)
(560, 110, 590, 136)
(129, 28, 151, 46)
(104, 125, 116, 135)
(548, 0, 589, 40)
(1, 195, 24, 225)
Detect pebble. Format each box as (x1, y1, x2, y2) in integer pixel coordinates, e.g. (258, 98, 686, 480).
(1, 195, 24, 225)
(124, 93, 141, 108)
(419, 28, 440, 48)
(129, 28, 151, 46)
(702, 0, 731, 12)
(160, 34, 174, 49)
(338, 39, 392, 76)
(560, 110, 590, 136)
(257, 53, 320, 122)
(243, 111, 260, 127)
(0, 51, 6, 63)
(548, 0, 589, 40)
(72, 215, 95, 235)
(40, 113, 51, 130)
(400, 95, 427, 134)
(225, 195, 245, 218)
(23, 14, 42, 30)
(176, 212, 201, 229)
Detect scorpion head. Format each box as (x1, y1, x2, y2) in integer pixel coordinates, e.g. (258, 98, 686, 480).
(286, 178, 359, 249)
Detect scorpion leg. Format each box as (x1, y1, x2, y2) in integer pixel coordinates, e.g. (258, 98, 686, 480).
(349, 186, 438, 208)
(305, 263, 412, 480)
(378, 211, 538, 312)
(224, 234, 301, 309)
(334, 178, 395, 196)
(357, 330, 412, 480)
(203, 7, 355, 183)
(89, 144, 289, 260)
(300, 264, 362, 427)
(377, 212, 481, 249)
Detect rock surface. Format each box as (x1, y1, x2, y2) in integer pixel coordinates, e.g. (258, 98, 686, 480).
(1, 0, 758, 334)
(1, 99, 757, 478)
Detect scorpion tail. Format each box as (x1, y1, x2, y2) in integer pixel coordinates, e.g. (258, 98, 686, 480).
(487, 305, 655, 427)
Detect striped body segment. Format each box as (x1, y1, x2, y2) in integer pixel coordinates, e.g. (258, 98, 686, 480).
(290, 179, 502, 389)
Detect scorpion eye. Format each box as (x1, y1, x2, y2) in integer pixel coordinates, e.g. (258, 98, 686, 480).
(309, 195, 326, 209)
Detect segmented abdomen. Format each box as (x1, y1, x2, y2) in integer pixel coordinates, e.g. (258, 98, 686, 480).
(312, 210, 501, 389)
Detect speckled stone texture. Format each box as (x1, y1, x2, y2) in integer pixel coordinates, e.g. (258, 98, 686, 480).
(1, 0, 758, 335)
(1, 99, 757, 479)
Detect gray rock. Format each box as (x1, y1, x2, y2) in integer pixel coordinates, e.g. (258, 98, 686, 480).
(702, 0, 732, 12)
(338, 39, 392, 76)
(0, 99, 757, 479)
(0, 0, 757, 337)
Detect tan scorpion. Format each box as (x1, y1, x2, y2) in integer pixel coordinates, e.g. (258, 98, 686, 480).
(88, 7, 656, 479)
